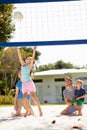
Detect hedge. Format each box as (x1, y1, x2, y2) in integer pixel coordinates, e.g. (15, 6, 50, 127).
(0, 95, 14, 105)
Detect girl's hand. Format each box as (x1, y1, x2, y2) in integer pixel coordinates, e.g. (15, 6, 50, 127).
(16, 47, 20, 50)
(16, 47, 20, 49)
(34, 46, 37, 50)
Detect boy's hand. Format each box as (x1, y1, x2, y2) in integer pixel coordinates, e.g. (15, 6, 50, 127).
(76, 97, 80, 100)
(14, 104, 18, 111)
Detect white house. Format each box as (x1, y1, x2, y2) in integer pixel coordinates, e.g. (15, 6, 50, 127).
(33, 69, 87, 104)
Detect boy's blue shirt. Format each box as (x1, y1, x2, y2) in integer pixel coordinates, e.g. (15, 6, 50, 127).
(16, 81, 30, 100)
(75, 87, 86, 102)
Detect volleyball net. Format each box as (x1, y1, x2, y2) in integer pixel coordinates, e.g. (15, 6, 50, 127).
(0, 0, 87, 46)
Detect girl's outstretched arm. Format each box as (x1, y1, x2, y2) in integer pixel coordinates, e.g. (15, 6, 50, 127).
(29, 46, 37, 70)
(16, 48, 24, 65)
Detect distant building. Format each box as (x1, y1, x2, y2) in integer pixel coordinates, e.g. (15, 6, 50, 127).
(34, 69, 87, 104)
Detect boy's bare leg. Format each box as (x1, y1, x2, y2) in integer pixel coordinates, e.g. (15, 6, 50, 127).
(12, 108, 21, 117)
(74, 103, 82, 116)
(78, 107, 82, 116)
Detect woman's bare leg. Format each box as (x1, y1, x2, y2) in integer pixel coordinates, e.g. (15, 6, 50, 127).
(60, 105, 71, 115)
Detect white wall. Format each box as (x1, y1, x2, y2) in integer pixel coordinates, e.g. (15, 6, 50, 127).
(34, 73, 87, 104)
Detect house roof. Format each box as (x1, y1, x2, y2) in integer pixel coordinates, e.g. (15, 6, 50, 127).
(35, 69, 87, 76)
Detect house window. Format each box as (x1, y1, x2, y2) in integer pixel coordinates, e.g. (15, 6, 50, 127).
(61, 86, 65, 100)
(55, 78, 65, 82)
(33, 79, 43, 83)
(75, 77, 87, 81)
(83, 85, 87, 94)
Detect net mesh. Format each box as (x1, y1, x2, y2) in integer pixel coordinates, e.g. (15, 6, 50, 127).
(12, 0, 87, 42)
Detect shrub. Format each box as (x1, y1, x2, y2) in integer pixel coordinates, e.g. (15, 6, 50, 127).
(0, 95, 14, 105)
(8, 89, 15, 97)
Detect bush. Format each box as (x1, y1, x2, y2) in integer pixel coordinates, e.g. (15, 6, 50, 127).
(8, 89, 15, 97)
(0, 95, 14, 105)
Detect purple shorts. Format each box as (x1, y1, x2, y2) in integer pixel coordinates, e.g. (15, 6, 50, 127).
(68, 105, 76, 114)
(22, 80, 36, 94)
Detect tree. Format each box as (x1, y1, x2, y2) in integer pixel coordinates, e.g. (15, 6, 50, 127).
(0, 4, 15, 42)
(55, 60, 74, 69)
(37, 60, 79, 71)
(0, 47, 4, 57)
(36, 63, 55, 71)
(0, 48, 19, 95)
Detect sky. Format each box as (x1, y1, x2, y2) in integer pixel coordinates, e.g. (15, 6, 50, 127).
(37, 44, 87, 67)
(11, 1, 87, 67)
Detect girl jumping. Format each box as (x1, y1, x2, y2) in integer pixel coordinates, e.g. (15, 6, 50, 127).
(16, 47, 43, 117)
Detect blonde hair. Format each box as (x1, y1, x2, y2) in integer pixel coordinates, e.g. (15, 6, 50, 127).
(76, 79, 83, 85)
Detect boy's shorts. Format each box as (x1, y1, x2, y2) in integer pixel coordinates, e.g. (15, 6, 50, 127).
(17, 99, 23, 109)
(17, 99, 30, 109)
(71, 99, 83, 106)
